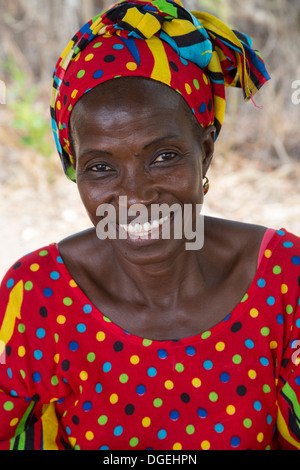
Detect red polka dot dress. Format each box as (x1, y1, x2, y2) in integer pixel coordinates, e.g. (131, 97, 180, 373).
(0, 228, 300, 450)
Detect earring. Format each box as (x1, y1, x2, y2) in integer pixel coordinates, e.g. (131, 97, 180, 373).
(203, 176, 209, 195)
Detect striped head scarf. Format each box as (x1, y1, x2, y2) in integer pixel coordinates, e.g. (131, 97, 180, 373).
(51, 0, 270, 182)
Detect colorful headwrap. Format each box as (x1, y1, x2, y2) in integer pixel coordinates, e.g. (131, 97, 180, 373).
(51, 0, 270, 182)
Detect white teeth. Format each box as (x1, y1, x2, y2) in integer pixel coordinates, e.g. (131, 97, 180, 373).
(120, 215, 170, 234)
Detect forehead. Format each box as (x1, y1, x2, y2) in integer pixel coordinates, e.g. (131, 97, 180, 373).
(70, 77, 199, 136)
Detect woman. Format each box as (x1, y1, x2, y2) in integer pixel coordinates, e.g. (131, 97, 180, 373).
(0, 0, 300, 451)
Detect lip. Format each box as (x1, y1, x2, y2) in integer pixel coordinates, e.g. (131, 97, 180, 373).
(115, 213, 175, 244)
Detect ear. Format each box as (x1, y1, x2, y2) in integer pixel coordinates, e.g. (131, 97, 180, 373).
(201, 125, 215, 176)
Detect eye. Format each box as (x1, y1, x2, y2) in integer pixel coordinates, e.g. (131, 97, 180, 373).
(89, 163, 112, 172)
(153, 152, 177, 163)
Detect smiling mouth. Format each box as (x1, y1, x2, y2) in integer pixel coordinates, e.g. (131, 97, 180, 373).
(119, 214, 171, 236)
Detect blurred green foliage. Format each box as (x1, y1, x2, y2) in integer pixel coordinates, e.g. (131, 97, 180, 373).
(3, 57, 53, 157)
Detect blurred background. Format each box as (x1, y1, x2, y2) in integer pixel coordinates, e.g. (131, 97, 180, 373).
(0, 0, 300, 279)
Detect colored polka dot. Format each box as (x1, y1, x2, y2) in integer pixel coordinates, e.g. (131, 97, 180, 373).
(24, 281, 33, 291)
(142, 339, 152, 347)
(69, 279, 77, 288)
(119, 373, 129, 384)
(129, 437, 139, 447)
(32, 372, 41, 383)
(199, 102, 206, 113)
(83, 304, 92, 313)
(142, 417, 151, 427)
(36, 328, 45, 339)
(267, 296, 275, 306)
(281, 284, 288, 294)
(96, 331, 105, 342)
(192, 377, 201, 388)
(93, 42, 102, 48)
(257, 432, 264, 443)
(292, 256, 300, 265)
(3, 401, 14, 411)
(203, 360, 213, 370)
(30, 263, 40, 272)
(43, 287, 52, 297)
(57, 315, 66, 325)
(193, 78, 200, 90)
(201, 330, 211, 339)
(113, 425, 123, 436)
(185, 346, 196, 356)
(6, 278, 14, 288)
(232, 354, 242, 364)
(198, 408, 207, 418)
(158, 429, 167, 439)
(128, 355, 139, 366)
(69, 341, 78, 351)
(77, 323, 86, 333)
(93, 70, 104, 79)
(209, 392, 218, 402)
(110, 394, 118, 404)
(286, 304, 293, 314)
(80, 371, 88, 381)
(157, 349, 167, 359)
(215, 423, 224, 433)
(254, 401, 262, 411)
(220, 372, 230, 383)
(136, 385, 146, 395)
(39, 250, 48, 256)
(103, 362, 112, 373)
(201, 440, 210, 450)
(147, 367, 157, 377)
(85, 431, 94, 440)
(245, 339, 254, 349)
(18, 346, 26, 357)
(243, 418, 252, 428)
(186, 425, 195, 435)
(248, 369, 257, 379)
(173, 443, 182, 450)
(164, 380, 174, 390)
(257, 278, 266, 288)
(98, 415, 108, 425)
(260, 327, 270, 336)
(170, 410, 179, 420)
(34, 350, 43, 360)
(85, 53, 94, 61)
(63, 297, 72, 306)
(226, 405, 236, 415)
(264, 249, 272, 258)
(250, 308, 259, 318)
(215, 341, 225, 351)
(77, 70, 85, 79)
(175, 363, 184, 372)
(126, 62, 137, 71)
(50, 271, 60, 280)
(231, 436, 240, 448)
(153, 398, 163, 408)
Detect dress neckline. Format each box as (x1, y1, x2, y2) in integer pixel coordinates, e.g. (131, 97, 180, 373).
(48, 229, 282, 349)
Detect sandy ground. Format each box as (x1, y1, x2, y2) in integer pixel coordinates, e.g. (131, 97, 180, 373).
(1, 142, 299, 282)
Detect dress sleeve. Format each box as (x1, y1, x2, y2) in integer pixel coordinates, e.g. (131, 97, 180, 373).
(276, 232, 300, 449)
(0, 251, 71, 450)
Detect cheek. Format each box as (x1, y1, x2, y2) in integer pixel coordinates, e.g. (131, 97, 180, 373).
(77, 181, 109, 223)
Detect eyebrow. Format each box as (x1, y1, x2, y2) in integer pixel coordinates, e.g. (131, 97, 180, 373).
(78, 134, 178, 160)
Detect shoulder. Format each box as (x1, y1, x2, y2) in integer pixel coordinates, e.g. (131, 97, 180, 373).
(0, 244, 61, 321)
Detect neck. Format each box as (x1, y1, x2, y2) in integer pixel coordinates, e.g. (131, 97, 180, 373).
(109, 241, 206, 310)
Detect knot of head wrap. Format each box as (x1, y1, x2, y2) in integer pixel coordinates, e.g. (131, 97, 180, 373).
(51, 0, 270, 182)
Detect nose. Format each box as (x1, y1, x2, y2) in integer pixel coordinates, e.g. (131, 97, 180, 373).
(117, 168, 159, 209)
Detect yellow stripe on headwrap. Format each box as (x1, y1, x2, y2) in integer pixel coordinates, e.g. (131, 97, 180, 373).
(146, 36, 171, 85)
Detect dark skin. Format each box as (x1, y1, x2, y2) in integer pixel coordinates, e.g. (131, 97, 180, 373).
(58, 77, 267, 341)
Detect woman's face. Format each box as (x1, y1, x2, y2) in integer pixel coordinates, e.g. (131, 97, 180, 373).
(71, 78, 215, 263)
